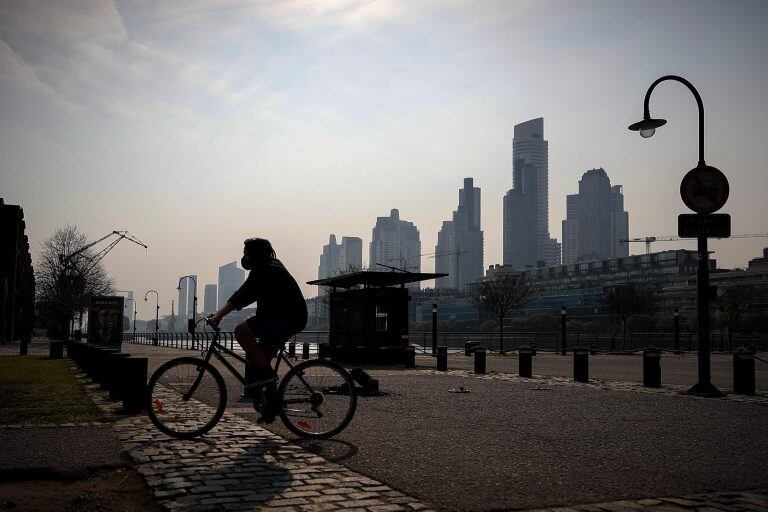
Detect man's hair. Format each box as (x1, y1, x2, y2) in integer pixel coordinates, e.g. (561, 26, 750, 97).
(243, 238, 276, 261)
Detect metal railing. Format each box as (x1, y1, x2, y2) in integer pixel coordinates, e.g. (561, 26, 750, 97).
(121, 330, 767, 354)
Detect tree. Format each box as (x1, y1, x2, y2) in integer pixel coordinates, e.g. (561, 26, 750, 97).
(603, 285, 652, 350)
(35, 225, 115, 339)
(716, 286, 754, 348)
(471, 272, 537, 353)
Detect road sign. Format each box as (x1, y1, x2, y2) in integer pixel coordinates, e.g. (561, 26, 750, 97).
(678, 213, 731, 238)
(680, 165, 729, 214)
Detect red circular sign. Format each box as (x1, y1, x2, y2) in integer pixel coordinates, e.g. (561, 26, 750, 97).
(680, 165, 729, 214)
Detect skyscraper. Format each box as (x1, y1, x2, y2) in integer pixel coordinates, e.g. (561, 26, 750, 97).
(369, 209, 421, 291)
(504, 118, 560, 268)
(503, 189, 537, 268)
(218, 262, 245, 309)
(562, 168, 630, 263)
(177, 280, 187, 329)
(435, 178, 483, 290)
(203, 284, 218, 314)
(318, 235, 363, 284)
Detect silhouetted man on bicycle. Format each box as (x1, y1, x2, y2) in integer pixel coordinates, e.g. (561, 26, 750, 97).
(208, 238, 307, 423)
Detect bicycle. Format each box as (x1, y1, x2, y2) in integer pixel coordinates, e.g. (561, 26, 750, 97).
(145, 318, 357, 439)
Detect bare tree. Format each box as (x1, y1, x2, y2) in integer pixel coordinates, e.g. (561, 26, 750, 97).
(471, 272, 537, 353)
(35, 225, 115, 339)
(717, 286, 754, 348)
(603, 285, 652, 350)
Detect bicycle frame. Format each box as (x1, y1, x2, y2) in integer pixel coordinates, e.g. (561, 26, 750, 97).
(182, 319, 310, 402)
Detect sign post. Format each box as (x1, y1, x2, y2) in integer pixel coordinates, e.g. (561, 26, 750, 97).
(679, 164, 729, 396)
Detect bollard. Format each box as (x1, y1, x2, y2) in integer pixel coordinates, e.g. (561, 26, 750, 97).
(49, 341, 64, 359)
(589, 343, 597, 355)
(121, 357, 148, 413)
(573, 347, 589, 383)
(643, 349, 662, 388)
(102, 352, 130, 391)
(437, 346, 448, 371)
(318, 343, 328, 360)
(464, 341, 479, 356)
(302, 342, 310, 360)
(19, 336, 29, 356)
(733, 349, 755, 395)
(405, 345, 415, 368)
(474, 347, 486, 374)
(288, 341, 296, 358)
(519, 347, 533, 378)
(92, 348, 118, 384)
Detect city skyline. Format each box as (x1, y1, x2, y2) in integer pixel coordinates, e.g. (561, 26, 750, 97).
(2, 1, 768, 321)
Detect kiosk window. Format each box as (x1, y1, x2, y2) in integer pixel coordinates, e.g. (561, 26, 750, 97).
(375, 304, 388, 331)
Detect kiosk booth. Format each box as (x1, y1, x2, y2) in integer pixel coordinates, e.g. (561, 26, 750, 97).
(308, 271, 446, 362)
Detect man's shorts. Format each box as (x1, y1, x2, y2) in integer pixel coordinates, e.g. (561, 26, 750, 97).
(246, 316, 304, 354)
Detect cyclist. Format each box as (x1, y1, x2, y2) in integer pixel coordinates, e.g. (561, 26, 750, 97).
(207, 237, 308, 423)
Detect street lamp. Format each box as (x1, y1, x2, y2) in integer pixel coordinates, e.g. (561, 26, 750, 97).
(125, 297, 137, 341)
(177, 275, 198, 348)
(628, 74, 722, 397)
(144, 290, 159, 345)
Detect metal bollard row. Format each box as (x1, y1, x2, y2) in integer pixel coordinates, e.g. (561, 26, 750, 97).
(67, 342, 147, 412)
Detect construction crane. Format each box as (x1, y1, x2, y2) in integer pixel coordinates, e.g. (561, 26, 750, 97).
(59, 230, 147, 274)
(55, 230, 147, 340)
(621, 233, 768, 254)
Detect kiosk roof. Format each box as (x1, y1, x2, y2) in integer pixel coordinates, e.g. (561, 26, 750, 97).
(308, 271, 448, 289)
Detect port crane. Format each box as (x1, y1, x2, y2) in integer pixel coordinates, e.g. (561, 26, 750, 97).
(621, 233, 768, 254)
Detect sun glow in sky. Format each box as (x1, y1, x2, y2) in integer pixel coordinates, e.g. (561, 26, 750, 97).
(2, 0, 768, 320)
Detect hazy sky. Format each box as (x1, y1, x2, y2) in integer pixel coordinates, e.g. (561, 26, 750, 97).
(2, 0, 768, 321)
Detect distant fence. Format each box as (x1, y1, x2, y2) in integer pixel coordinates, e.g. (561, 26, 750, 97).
(121, 330, 767, 354)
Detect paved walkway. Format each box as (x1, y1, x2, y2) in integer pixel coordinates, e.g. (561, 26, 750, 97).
(6, 339, 767, 511)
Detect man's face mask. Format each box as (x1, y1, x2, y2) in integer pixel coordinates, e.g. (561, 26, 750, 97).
(241, 254, 252, 270)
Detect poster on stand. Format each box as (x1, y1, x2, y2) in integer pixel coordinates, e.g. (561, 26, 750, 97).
(87, 296, 124, 347)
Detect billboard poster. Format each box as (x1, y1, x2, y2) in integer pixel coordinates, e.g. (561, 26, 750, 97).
(87, 295, 124, 346)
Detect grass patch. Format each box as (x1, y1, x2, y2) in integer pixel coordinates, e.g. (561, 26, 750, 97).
(0, 356, 103, 425)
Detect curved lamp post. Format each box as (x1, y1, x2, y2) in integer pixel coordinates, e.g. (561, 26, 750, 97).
(125, 297, 137, 341)
(144, 290, 159, 345)
(177, 275, 198, 348)
(628, 74, 722, 397)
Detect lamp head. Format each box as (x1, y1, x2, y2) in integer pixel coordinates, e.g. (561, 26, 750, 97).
(628, 117, 667, 138)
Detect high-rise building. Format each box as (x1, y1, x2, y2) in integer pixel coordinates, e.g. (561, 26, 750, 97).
(369, 209, 421, 291)
(503, 189, 537, 268)
(121, 291, 134, 330)
(318, 235, 363, 293)
(218, 262, 245, 309)
(177, 275, 198, 320)
(611, 185, 630, 259)
(562, 168, 629, 264)
(504, 118, 560, 268)
(177, 281, 187, 329)
(203, 284, 218, 314)
(435, 178, 484, 290)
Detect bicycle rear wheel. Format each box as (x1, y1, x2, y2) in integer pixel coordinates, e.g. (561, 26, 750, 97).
(146, 357, 227, 439)
(277, 359, 357, 439)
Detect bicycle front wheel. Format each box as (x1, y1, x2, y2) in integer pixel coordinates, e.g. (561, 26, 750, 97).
(278, 359, 357, 439)
(146, 357, 227, 439)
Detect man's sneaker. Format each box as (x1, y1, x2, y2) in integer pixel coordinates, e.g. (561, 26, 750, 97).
(256, 400, 278, 424)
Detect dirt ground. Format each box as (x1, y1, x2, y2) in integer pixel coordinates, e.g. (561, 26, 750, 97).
(0, 467, 161, 512)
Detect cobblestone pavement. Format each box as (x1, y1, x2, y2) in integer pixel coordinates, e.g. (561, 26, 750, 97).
(93, 385, 434, 511)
